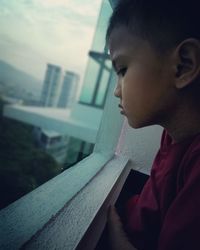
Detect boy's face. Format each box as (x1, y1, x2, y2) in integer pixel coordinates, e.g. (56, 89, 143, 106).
(109, 25, 177, 128)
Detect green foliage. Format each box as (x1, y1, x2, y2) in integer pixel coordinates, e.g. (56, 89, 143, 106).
(0, 98, 62, 209)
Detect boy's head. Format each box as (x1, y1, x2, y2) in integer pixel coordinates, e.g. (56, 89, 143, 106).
(107, 0, 200, 130)
(107, 0, 200, 54)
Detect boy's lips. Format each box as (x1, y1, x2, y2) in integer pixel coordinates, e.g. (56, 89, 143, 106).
(118, 104, 126, 115)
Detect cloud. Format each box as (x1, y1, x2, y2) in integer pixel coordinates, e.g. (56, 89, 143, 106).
(32, 0, 101, 17)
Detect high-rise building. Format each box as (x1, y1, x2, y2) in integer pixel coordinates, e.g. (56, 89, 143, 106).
(40, 64, 62, 107)
(57, 71, 79, 108)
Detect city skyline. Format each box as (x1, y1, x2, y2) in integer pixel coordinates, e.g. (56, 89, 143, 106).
(0, 0, 102, 90)
(40, 63, 79, 108)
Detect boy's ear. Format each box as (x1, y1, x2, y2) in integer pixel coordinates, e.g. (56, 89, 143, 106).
(173, 38, 200, 89)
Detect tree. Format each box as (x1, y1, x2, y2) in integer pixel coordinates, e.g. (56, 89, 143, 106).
(0, 98, 62, 209)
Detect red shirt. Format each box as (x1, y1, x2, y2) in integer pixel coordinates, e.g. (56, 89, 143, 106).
(125, 130, 200, 250)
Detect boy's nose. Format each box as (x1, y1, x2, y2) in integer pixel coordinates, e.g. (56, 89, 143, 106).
(114, 82, 121, 98)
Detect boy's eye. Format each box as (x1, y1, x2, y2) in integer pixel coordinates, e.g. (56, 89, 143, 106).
(117, 68, 127, 77)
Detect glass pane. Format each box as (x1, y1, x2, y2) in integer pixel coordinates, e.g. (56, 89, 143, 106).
(79, 0, 112, 105)
(0, 0, 113, 210)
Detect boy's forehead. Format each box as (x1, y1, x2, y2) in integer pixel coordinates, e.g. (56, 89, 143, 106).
(108, 26, 146, 60)
(109, 26, 132, 52)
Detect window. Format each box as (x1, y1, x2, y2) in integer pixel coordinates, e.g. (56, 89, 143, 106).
(0, 1, 129, 249)
(0, 0, 113, 209)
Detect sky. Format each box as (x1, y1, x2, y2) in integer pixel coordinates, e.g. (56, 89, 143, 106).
(0, 0, 102, 87)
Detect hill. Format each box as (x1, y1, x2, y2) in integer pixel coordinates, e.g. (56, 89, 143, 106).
(0, 60, 42, 100)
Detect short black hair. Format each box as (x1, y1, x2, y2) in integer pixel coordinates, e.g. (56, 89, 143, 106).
(106, 0, 200, 53)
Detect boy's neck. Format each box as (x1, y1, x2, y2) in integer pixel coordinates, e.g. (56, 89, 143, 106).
(163, 102, 200, 143)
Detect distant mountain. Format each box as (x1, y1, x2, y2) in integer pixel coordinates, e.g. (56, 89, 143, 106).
(0, 60, 42, 99)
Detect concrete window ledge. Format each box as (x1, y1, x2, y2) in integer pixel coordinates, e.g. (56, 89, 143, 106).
(0, 152, 112, 250)
(21, 154, 130, 250)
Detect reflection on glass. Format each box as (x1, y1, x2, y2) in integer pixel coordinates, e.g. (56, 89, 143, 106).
(95, 60, 112, 106)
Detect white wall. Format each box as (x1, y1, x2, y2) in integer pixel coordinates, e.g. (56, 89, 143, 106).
(117, 120, 163, 174)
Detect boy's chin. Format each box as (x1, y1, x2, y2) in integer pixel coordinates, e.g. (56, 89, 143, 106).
(127, 119, 142, 129)
(127, 118, 151, 129)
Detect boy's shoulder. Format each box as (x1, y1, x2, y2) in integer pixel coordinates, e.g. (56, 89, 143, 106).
(152, 130, 200, 180)
(159, 129, 200, 186)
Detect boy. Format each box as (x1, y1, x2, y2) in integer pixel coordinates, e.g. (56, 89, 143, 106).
(106, 0, 200, 250)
